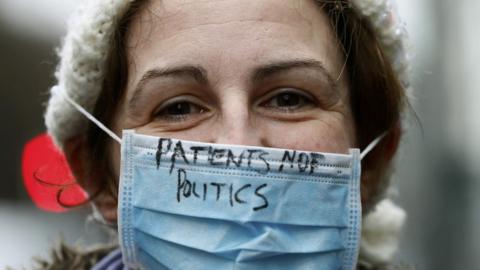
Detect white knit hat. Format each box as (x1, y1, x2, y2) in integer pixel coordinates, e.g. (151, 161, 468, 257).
(44, 0, 409, 266)
(45, 0, 135, 149)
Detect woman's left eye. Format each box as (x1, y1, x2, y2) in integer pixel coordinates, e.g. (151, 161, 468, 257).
(153, 98, 207, 122)
(260, 89, 315, 111)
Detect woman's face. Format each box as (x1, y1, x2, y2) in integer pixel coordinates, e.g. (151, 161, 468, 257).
(111, 0, 356, 174)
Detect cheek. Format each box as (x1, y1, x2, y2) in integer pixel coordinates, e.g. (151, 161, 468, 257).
(260, 118, 355, 154)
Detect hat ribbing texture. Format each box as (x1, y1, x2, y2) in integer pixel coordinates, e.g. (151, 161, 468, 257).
(45, 0, 134, 148)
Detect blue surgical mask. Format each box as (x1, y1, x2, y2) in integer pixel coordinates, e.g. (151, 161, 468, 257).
(58, 90, 384, 270)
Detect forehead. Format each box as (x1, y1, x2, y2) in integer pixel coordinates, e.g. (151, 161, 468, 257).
(126, 0, 344, 85)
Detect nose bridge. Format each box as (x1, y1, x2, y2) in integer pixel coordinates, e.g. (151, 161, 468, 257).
(216, 119, 260, 147)
(213, 94, 262, 147)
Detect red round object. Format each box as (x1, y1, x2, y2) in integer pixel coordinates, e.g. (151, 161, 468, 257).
(21, 133, 88, 212)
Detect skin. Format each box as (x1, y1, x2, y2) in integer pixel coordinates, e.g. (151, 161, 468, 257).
(74, 0, 360, 221)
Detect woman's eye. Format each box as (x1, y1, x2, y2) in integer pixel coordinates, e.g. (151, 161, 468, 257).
(261, 90, 314, 111)
(154, 101, 206, 121)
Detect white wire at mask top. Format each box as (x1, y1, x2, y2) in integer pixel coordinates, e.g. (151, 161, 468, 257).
(52, 86, 122, 144)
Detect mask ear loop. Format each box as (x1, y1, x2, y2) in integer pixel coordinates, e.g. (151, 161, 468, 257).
(53, 87, 122, 145)
(87, 201, 118, 228)
(360, 132, 388, 160)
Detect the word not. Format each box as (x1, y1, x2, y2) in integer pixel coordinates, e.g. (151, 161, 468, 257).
(278, 150, 326, 174)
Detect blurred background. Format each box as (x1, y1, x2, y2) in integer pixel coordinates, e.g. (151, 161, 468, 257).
(0, 0, 479, 269)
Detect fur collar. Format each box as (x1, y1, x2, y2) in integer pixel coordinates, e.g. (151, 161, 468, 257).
(31, 242, 116, 270)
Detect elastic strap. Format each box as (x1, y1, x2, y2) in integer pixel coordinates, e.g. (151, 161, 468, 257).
(53, 87, 122, 144)
(360, 132, 388, 160)
(88, 202, 117, 228)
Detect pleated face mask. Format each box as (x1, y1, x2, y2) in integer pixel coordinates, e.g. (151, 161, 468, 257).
(58, 90, 385, 270)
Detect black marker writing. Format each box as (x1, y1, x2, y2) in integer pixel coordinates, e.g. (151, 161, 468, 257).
(210, 183, 226, 201)
(278, 150, 296, 172)
(209, 149, 226, 166)
(247, 150, 270, 174)
(203, 183, 207, 201)
(177, 168, 189, 202)
(253, 184, 269, 211)
(170, 141, 189, 174)
(309, 153, 325, 174)
(226, 150, 243, 167)
(174, 169, 269, 211)
(192, 182, 200, 198)
(258, 151, 270, 174)
(234, 184, 251, 204)
(156, 138, 172, 169)
(229, 184, 234, 207)
(191, 146, 209, 164)
(278, 150, 326, 174)
(297, 152, 309, 173)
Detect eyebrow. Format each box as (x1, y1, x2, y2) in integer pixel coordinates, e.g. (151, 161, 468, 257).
(129, 59, 337, 109)
(129, 65, 208, 109)
(251, 59, 338, 90)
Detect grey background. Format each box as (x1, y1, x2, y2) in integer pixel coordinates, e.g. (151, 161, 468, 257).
(1, 0, 479, 269)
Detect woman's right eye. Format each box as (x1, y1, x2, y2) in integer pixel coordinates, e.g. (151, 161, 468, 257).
(153, 98, 207, 122)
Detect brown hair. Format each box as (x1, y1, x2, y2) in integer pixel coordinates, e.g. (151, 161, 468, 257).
(83, 0, 406, 209)
(320, 1, 405, 206)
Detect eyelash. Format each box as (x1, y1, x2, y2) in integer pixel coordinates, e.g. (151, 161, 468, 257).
(153, 97, 207, 122)
(152, 88, 315, 123)
(259, 88, 316, 113)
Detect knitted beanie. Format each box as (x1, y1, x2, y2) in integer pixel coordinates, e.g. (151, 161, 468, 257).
(44, 0, 409, 266)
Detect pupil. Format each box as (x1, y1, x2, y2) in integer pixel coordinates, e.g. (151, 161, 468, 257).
(167, 102, 191, 115)
(277, 93, 299, 107)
